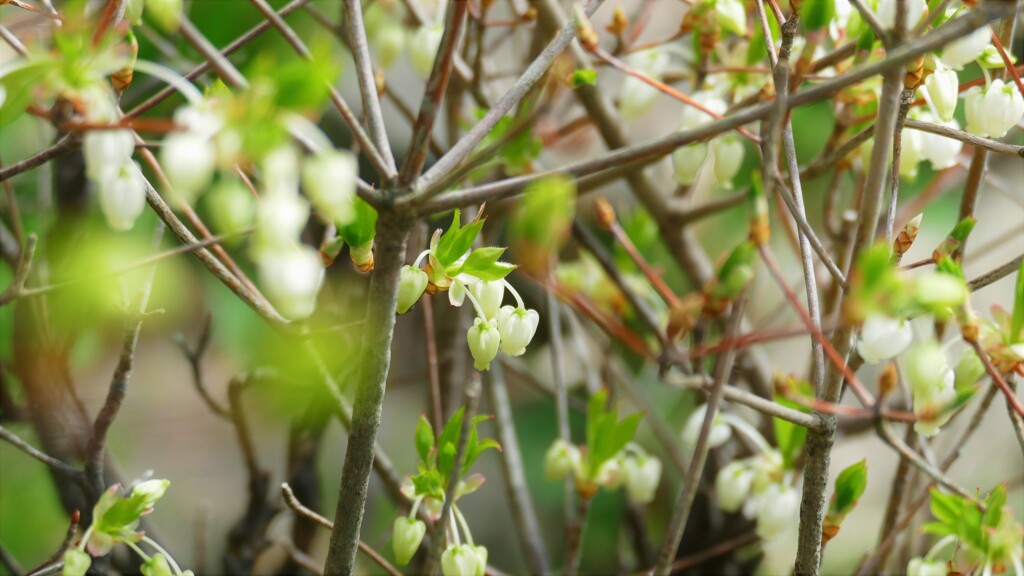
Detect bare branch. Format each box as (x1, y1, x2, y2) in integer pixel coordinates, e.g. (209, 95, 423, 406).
(343, 0, 397, 174)
(0, 424, 84, 486)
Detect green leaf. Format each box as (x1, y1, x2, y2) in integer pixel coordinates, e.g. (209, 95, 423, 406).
(435, 210, 487, 268)
(831, 460, 868, 516)
(0, 60, 56, 127)
(415, 415, 435, 464)
(410, 468, 444, 500)
(449, 247, 516, 281)
(800, 0, 836, 31)
(774, 415, 808, 469)
(572, 69, 598, 87)
(586, 388, 609, 452)
(983, 484, 1006, 529)
(337, 198, 378, 248)
(509, 175, 576, 251)
(584, 388, 643, 477)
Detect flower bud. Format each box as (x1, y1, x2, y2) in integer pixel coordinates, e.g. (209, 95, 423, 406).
(350, 240, 374, 272)
(258, 246, 324, 320)
(924, 67, 958, 122)
(397, 266, 429, 314)
(918, 117, 963, 170)
(953, 346, 984, 389)
(755, 483, 800, 539)
(940, 27, 990, 70)
(595, 456, 624, 489)
(205, 180, 255, 240)
(623, 454, 662, 504)
(912, 272, 966, 312)
(63, 548, 92, 576)
(254, 192, 311, 253)
(467, 317, 500, 371)
(84, 129, 136, 182)
(711, 135, 744, 189)
(906, 343, 956, 437)
(681, 405, 732, 448)
(964, 80, 1024, 139)
(302, 151, 357, 226)
(618, 49, 670, 119)
(132, 479, 171, 509)
(899, 128, 923, 180)
(496, 305, 540, 356)
(907, 557, 948, 576)
(672, 143, 710, 186)
(392, 517, 426, 566)
(160, 132, 216, 203)
(409, 25, 443, 78)
(469, 280, 505, 320)
(140, 553, 173, 576)
(857, 314, 913, 364)
(715, 0, 748, 36)
(441, 544, 484, 576)
(545, 439, 582, 480)
(98, 160, 147, 232)
(147, 0, 182, 33)
(715, 460, 755, 513)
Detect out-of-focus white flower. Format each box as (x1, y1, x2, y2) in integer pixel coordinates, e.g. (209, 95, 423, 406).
(441, 544, 484, 576)
(259, 246, 324, 320)
(899, 127, 923, 179)
(97, 160, 147, 232)
(409, 24, 443, 78)
(905, 343, 957, 437)
(545, 439, 582, 481)
(622, 453, 662, 504)
(755, 483, 800, 539)
(205, 180, 255, 237)
(963, 80, 1024, 138)
(857, 314, 914, 364)
(618, 49, 670, 120)
(715, 0, 747, 36)
(254, 191, 310, 252)
(263, 145, 301, 197)
(924, 67, 959, 123)
(84, 129, 136, 182)
(941, 27, 991, 70)
(915, 112, 963, 170)
(595, 456, 625, 489)
(467, 317, 500, 371)
(160, 132, 216, 203)
(672, 143, 710, 186)
(715, 460, 755, 513)
(302, 150, 357, 226)
(711, 135, 744, 189)
(496, 305, 540, 356)
(876, 0, 926, 30)
(682, 405, 732, 448)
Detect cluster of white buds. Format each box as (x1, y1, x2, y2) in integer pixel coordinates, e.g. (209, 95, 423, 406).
(682, 405, 800, 539)
(671, 93, 743, 189)
(544, 440, 663, 505)
(459, 279, 540, 371)
(964, 79, 1024, 139)
(81, 95, 147, 232)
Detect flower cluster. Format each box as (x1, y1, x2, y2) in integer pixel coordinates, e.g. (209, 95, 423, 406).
(391, 411, 499, 575)
(544, 389, 660, 503)
(397, 210, 539, 371)
(63, 478, 192, 576)
(683, 406, 801, 539)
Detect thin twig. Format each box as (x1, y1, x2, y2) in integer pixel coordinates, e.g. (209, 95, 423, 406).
(904, 119, 1024, 157)
(0, 134, 78, 183)
(0, 234, 36, 307)
(343, 0, 397, 175)
(0, 424, 84, 485)
(969, 253, 1024, 291)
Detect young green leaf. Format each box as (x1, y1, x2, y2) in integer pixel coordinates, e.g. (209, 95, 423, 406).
(831, 460, 868, 516)
(449, 247, 517, 281)
(572, 69, 598, 87)
(415, 415, 435, 464)
(435, 211, 487, 268)
(337, 198, 379, 248)
(1012, 259, 1024, 339)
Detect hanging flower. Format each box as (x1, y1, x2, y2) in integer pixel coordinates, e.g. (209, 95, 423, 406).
(258, 246, 324, 320)
(544, 439, 582, 481)
(924, 66, 958, 123)
(754, 483, 800, 539)
(97, 160, 148, 232)
(940, 27, 991, 70)
(495, 305, 540, 356)
(397, 266, 429, 314)
(715, 460, 755, 513)
(302, 150, 357, 226)
(681, 404, 732, 448)
(466, 317, 501, 371)
(857, 314, 914, 364)
(963, 80, 1024, 139)
(622, 453, 662, 504)
(469, 280, 505, 320)
(392, 517, 426, 566)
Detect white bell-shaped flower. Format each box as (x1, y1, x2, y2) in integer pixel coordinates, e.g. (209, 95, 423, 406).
(544, 439, 582, 481)
(84, 129, 135, 182)
(876, 0, 926, 30)
(392, 517, 426, 566)
(496, 305, 540, 356)
(907, 557, 949, 576)
(623, 454, 662, 504)
(595, 456, 625, 489)
(715, 460, 755, 513)
(258, 246, 324, 320)
(920, 123, 963, 170)
(672, 143, 710, 186)
(940, 27, 990, 70)
(441, 544, 484, 576)
(98, 159, 147, 232)
(969, 80, 1024, 139)
(469, 280, 505, 320)
(618, 49, 670, 120)
(254, 191, 310, 252)
(905, 342, 956, 437)
(467, 317, 500, 371)
(160, 132, 216, 203)
(755, 483, 800, 539)
(409, 24, 443, 78)
(899, 127, 923, 179)
(302, 150, 357, 226)
(924, 67, 959, 123)
(857, 314, 913, 364)
(263, 145, 301, 197)
(681, 405, 732, 448)
(711, 135, 744, 189)
(397, 265, 428, 314)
